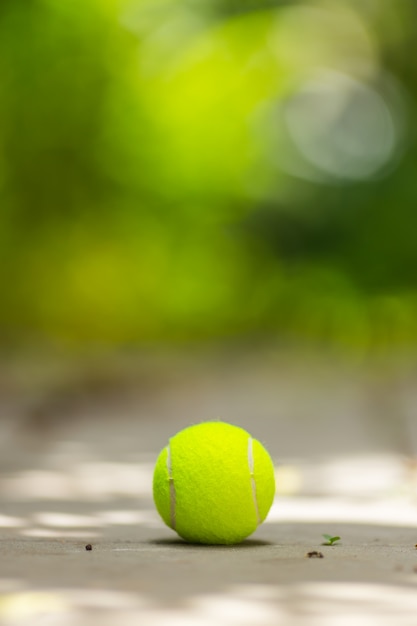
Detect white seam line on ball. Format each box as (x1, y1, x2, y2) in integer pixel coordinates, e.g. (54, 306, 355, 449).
(166, 443, 176, 530)
(248, 437, 261, 526)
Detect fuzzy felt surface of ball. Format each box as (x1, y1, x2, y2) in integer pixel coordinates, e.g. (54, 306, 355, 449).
(153, 421, 275, 545)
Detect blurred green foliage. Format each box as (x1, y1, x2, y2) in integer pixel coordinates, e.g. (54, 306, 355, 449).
(1, 0, 416, 351)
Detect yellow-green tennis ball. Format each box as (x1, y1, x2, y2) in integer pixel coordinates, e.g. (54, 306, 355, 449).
(153, 421, 275, 545)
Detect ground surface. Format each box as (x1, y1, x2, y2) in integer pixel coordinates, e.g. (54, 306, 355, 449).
(0, 349, 416, 624)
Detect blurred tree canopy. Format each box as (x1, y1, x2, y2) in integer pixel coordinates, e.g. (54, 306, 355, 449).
(1, 0, 417, 351)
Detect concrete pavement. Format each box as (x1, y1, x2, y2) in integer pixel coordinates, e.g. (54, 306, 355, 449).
(1, 348, 417, 624)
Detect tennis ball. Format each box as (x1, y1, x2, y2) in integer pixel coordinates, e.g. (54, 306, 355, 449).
(153, 421, 275, 545)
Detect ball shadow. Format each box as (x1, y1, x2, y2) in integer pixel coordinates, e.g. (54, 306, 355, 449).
(149, 537, 273, 549)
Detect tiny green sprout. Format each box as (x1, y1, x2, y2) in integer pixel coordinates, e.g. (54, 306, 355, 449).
(322, 534, 341, 546)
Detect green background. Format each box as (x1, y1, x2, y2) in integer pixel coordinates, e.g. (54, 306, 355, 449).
(1, 0, 416, 353)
